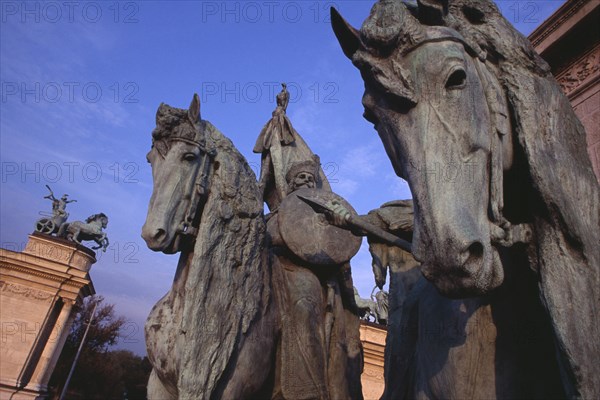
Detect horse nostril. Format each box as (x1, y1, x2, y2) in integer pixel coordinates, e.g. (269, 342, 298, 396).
(154, 229, 166, 241)
(464, 242, 484, 268)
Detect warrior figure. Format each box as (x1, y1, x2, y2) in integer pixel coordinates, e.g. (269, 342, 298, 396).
(44, 185, 76, 219)
(266, 159, 362, 400)
(255, 91, 363, 399)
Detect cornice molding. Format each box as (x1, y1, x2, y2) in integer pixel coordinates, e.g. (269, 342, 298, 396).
(556, 44, 600, 96)
(0, 261, 88, 289)
(529, 0, 590, 48)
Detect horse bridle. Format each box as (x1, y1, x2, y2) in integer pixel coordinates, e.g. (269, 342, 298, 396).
(168, 136, 216, 238)
(474, 59, 533, 247)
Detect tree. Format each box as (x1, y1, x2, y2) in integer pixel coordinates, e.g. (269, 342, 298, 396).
(48, 296, 150, 400)
(66, 295, 125, 353)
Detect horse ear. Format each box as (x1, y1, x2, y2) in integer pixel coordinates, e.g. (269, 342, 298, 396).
(331, 7, 362, 60)
(188, 93, 201, 124)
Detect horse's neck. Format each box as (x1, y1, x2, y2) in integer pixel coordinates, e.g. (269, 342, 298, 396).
(172, 250, 193, 290)
(492, 245, 540, 310)
(415, 252, 564, 398)
(490, 248, 565, 396)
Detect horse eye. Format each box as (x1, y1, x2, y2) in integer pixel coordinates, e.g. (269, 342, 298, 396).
(446, 69, 467, 89)
(183, 153, 197, 162)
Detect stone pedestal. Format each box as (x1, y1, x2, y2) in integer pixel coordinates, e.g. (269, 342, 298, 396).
(0, 233, 96, 400)
(360, 321, 387, 400)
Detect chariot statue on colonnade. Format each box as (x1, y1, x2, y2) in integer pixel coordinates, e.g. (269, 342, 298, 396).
(35, 185, 109, 252)
(35, 185, 76, 234)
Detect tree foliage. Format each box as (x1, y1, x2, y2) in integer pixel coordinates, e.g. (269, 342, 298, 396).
(66, 295, 126, 353)
(48, 296, 151, 400)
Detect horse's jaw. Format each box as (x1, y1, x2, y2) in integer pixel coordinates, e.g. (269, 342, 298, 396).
(142, 231, 187, 254)
(162, 234, 184, 254)
(419, 240, 505, 298)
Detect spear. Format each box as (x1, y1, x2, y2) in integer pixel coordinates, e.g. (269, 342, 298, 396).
(44, 185, 55, 199)
(296, 194, 412, 253)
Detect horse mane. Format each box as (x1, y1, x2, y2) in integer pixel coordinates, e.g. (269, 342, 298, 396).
(176, 120, 269, 398)
(85, 213, 107, 223)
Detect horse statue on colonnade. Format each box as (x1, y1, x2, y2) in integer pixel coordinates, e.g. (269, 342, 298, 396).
(58, 213, 109, 251)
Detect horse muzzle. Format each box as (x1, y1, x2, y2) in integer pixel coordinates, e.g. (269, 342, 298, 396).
(142, 222, 178, 253)
(419, 239, 504, 298)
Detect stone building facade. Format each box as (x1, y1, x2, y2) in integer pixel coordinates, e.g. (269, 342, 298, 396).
(360, 321, 387, 400)
(0, 233, 96, 400)
(529, 0, 600, 181)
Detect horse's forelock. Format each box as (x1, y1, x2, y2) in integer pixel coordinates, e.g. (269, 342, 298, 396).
(360, 0, 426, 53)
(156, 104, 184, 127)
(356, 1, 484, 105)
(153, 104, 184, 142)
(153, 104, 206, 146)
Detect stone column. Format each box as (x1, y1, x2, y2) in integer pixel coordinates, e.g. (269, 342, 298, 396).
(26, 300, 75, 392)
(359, 321, 387, 400)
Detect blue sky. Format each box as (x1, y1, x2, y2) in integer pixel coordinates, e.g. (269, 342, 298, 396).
(1, 0, 566, 355)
